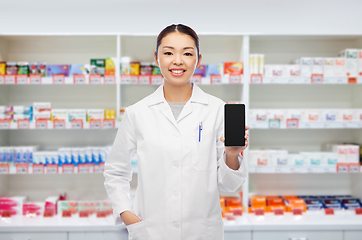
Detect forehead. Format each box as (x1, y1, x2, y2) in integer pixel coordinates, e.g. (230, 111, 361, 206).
(160, 32, 196, 49)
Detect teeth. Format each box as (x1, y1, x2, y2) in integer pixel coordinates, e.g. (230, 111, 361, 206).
(171, 70, 184, 74)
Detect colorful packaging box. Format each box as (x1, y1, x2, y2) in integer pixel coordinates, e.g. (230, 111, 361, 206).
(105, 58, 116, 75)
(339, 49, 358, 77)
(69, 64, 86, 76)
(87, 109, 104, 121)
(152, 65, 162, 75)
(130, 62, 140, 75)
(58, 201, 78, 216)
(299, 58, 313, 77)
(90, 59, 105, 76)
(302, 110, 320, 122)
(47, 65, 69, 77)
(324, 58, 335, 77)
(69, 109, 86, 122)
(194, 65, 206, 77)
(359, 50, 362, 77)
(267, 109, 285, 121)
(6, 62, 18, 75)
(312, 58, 324, 75)
(29, 63, 47, 77)
(264, 65, 283, 77)
(320, 109, 337, 121)
(104, 110, 116, 120)
(224, 62, 243, 75)
(51, 109, 69, 121)
(33, 102, 51, 112)
(206, 63, 222, 76)
(0, 62, 6, 75)
(17, 62, 29, 75)
(0, 196, 28, 216)
(13, 106, 33, 114)
(288, 154, 304, 166)
(334, 58, 346, 77)
(249, 150, 269, 166)
(23, 202, 44, 217)
(34, 111, 51, 121)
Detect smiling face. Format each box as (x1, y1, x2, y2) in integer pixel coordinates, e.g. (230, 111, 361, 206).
(154, 32, 202, 86)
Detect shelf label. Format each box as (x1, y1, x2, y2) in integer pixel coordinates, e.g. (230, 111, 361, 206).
(89, 74, 101, 84)
(1, 210, 12, 218)
(151, 75, 163, 85)
(139, 75, 150, 84)
(229, 74, 241, 84)
(348, 77, 357, 84)
(53, 119, 66, 129)
(356, 208, 362, 215)
(273, 208, 284, 215)
(349, 163, 360, 173)
(90, 119, 102, 129)
(131, 75, 139, 84)
(211, 75, 222, 84)
(0, 75, 4, 84)
(103, 119, 115, 129)
(337, 77, 348, 84)
(30, 74, 42, 84)
(16, 75, 28, 84)
(254, 208, 265, 216)
(62, 210, 72, 218)
(36, 120, 48, 129)
(292, 208, 303, 215)
(53, 74, 65, 84)
(251, 74, 262, 84)
(17, 119, 30, 129)
(94, 163, 105, 173)
(286, 119, 299, 129)
(43, 210, 55, 218)
(337, 163, 349, 173)
(78, 163, 90, 174)
(104, 75, 115, 84)
(74, 74, 86, 84)
(121, 74, 131, 84)
(311, 74, 323, 84)
(71, 119, 83, 129)
(325, 208, 334, 215)
(191, 75, 201, 84)
(47, 164, 58, 174)
(79, 211, 89, 218)
(33, 164, 44, 174)
(96, 211, 107, 218)
(0, 164, 9, 174)
(268, 119, 280, 129)
(62, 164, 74, 174)
(0, 120, 11, 129)
(5, 75, 16, 84)
(16, 163, 28, 174)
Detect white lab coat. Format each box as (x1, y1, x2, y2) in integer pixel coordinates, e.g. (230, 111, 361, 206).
(104, 83, 246, 240)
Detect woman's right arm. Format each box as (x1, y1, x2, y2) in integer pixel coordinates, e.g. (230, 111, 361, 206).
(103, 107, 139, 225)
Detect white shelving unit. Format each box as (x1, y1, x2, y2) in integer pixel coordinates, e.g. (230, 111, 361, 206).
(1, 33, 362, 240)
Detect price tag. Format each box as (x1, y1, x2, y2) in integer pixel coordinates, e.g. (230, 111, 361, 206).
(17, 119, 30, 129)
(71, 119, 83, 129)
(53, 74, 65, 84)
(307, 167, 315, 173)
(16, 164, 28, 174)
(131, 75, 139, 84)
(33, 164, 44, 174)
(251, 74, 262, 84)
(292, 208, 303, 215)
(1, 210, 12, 218)
(311, 74, 323, 84)
(36, 120, 48, 129)
(121, 74, 131, 84)
(62, 210, 72, 218)
(53, 119, 66, 129)
(0, 75, 4, 84)
(90, 119, 102, 129)
(254, 208, 265, 216)
(97, 211, 107, 218)
(211, 75, 222, 84)
(190, 75, 202, 84)
(348, 77, 357, 84)
(30, 74, 42, 84)
(355, 208, 362, 215)
(0, 164, 9, 174)
(269, 119, 280, 129)
(349, 164, 360, 173)
(288, 78, 296, 84)
(0, 120, 11, 129)
(104, 75, 115, 84)
(46, 164, 58, 174)
(62, 164, 74, 174)
(79, 211, 89, 218)
(89, 74, 101, 84)
(78, 163, 90, 173)
(325, 208, 334, 215)
(337, 163, 349, 173)
(16, 75, 28, 84)
(94, 163, 105, 173)
(229, 74, 241, 84)
(286, 119, 299, 128)
(273, 208, 284, 215)
(139, 75, 150, 84)
(336, 77, 347, 84)
(5, 75, 16, 84)
(74, 74, 86, 84)
(103, 119, 115, 129)
(43, 210, 55, 217)
(151, 75, 163, 85)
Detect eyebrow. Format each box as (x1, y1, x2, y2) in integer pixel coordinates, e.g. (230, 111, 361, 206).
(163, 46, 195, 50)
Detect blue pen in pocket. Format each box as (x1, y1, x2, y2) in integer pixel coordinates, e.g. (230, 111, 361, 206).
(199, 122, 202, 142)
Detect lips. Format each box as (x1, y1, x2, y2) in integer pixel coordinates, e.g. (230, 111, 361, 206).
(169, 69, 186, 77)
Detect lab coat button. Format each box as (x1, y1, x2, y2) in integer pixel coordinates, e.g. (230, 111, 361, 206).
(173, 222, 180, 228)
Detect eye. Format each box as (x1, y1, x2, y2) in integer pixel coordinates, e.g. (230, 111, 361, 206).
(164, 52, 172, 55)
(184, 52, 193, 56)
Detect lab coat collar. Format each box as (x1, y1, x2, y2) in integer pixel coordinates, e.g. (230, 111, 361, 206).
(148, 82, 208, 107)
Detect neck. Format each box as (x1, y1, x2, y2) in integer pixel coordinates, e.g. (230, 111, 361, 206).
(163, 80, 193, 103)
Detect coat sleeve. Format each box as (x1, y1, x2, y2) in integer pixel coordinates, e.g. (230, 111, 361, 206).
(216, 102, 247, 192)
(103, 107, 137, 224)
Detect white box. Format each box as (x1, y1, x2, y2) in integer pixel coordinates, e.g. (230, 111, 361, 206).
(312, 58, 324, 75)
(334, 58, 346, 77)
(302, 110, 320, 122)
(267, 109, 285, 121)
(264, 65, 283, 77)
(300, 58, 313, 77)
(320, 109, 337, 122)
(347, 145, 360, 163)
(51, 109, 69, 121)
(249, 55, 255, 75)
(285, 109, 303, 121)
(321, 152, 338, 166)
(69, 109, 86, 122)
(87, 109, 104, 121)
(354, 109, 362, 122)
(13, 113, 32, 122)
(332, 145, 349, 163)
(249, 109, 267, 122)
(268, 150, 288, 166)
(288, 154, 304, 166)
(301, 152, 323, 166)
(336, 109, 354, 122)
(253, 55, 259, 74)
(13, 106, 32, 114)
(324, 58, 335, 77)
(339, 49, 359, 77)
(34, 111, 51, 121)
(33, 102, 51, 112)
(258, 54, 264, 74)
(289, 65, 301, 77)
(249, 150, 269, 166)
(0, 196, 28, 216)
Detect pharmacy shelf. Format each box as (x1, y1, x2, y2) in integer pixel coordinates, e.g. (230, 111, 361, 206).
(253, 77, 362, 85)
(0, 165, 105, 175)
(248, 166, 362, 174)
(0, 76, 116, 85)
(249, 121, 362, 129)
(0, 120, 118, 130)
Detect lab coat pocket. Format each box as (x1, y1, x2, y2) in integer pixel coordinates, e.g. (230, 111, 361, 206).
(126, 221, 146, 240)
(206, 219, 224, 240)
(192, 129, 217, 172)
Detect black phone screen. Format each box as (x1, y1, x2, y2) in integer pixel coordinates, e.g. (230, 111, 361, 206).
(224, 104, 245, 147)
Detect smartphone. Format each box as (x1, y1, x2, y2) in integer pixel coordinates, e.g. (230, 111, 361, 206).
(224, 104, 245, 147)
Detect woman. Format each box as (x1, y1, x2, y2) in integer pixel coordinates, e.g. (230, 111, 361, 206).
(104, 24, 248, 240)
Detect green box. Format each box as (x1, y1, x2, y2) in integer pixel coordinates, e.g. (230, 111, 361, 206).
(90, 59, 105, 76)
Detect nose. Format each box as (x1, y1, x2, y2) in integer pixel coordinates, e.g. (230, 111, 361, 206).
(173, 54, 183, 65)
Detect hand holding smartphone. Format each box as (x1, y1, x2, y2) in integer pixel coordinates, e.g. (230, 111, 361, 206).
(224, 104, 245, 147)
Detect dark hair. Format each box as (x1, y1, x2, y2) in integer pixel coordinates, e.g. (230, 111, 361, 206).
(155, 24, 200, 59)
